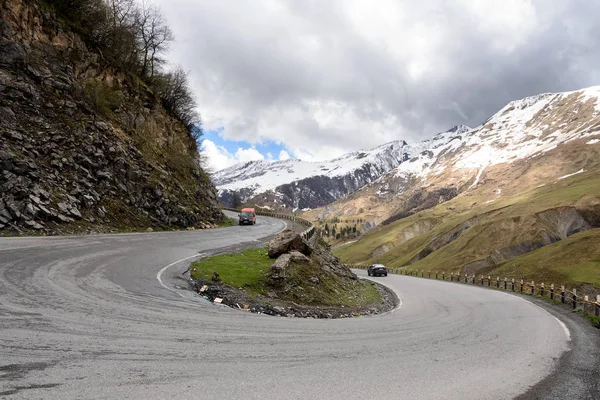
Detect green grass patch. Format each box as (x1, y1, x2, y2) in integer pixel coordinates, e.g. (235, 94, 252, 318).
(190, 247, 272, 296)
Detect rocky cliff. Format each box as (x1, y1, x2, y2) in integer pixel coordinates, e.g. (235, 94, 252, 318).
(0, 0, 224, 235)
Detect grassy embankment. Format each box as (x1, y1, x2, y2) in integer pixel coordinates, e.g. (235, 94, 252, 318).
(334, 171, 600, 288)
(190, 247, 382, 307)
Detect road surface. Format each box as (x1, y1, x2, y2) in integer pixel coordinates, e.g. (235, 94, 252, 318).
(0, 215, 588, 399)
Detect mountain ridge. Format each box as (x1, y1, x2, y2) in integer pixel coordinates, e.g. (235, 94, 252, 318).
(215, 85, 600, 216)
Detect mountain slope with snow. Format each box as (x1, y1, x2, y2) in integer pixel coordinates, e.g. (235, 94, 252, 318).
(213, 137, 415, 209)
(307, 86, 600, 290)
(214, 85, 600, 213)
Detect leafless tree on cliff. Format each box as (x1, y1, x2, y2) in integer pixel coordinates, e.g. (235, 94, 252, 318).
(137, 2, 173, 79)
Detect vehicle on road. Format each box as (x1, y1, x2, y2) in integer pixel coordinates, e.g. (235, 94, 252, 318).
(239, 208, 257, 225)
(367, 264, 388, 277)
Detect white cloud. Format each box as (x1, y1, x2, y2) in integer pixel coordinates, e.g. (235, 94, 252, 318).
(234, 147, 265, 162)
(201, 140, 266, 172)
(278, 150, 291, 160)
(201, 139, 235, 172)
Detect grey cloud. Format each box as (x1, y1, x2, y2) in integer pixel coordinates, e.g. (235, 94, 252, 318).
(156, 0, 600, 159)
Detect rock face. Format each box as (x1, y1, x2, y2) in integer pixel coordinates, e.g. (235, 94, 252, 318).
(269, 250, 310, 282)
(0, 0, 223, 234)
(267, 229, 313, 259)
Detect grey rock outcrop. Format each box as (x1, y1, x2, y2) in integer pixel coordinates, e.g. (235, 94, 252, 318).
(0, 0, 224, 235)
(268, 229, 313, 259)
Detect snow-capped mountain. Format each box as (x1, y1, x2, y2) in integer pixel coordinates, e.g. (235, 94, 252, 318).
(214, 137, 417, 209)
(214, 85, 600, 211)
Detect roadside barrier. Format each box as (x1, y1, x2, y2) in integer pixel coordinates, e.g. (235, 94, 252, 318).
(347, 264, 600, 318)
(221, 207, 316, 242)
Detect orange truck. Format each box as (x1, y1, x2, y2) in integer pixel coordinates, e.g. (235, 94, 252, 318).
(238, 208, 256, 225)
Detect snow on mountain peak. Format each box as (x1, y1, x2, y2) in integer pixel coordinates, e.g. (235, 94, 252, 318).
(214, 85, 600, 208)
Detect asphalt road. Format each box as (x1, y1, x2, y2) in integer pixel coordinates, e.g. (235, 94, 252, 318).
(0, 214, 587, 400)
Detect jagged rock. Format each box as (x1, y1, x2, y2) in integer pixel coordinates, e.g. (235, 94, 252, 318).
(24, 203, 36, 217)
(289, 250, 310, 262)
(38, 188, 50, 199)
(37, 205, 52, 217)
(9, 131, 23, 141)
(24, 220, 43, 229)
(57, 214, 74, 223)
(69, 207, 82, 219)
(96, 170, 111, 179)
(268, 229, 313, 259)
(0, 208, 13, 222)
(57, 202, 69, 214)
(29, 194, 41, 205)
(0, 42, 25, 66)
(94, 121, 109, 131)
(7, 202, 20, 219)
(270, 253, 291, 281)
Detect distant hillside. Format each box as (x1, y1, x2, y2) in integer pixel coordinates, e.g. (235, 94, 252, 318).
(323, 86, 600, 289)
(0, 0, 224, 235)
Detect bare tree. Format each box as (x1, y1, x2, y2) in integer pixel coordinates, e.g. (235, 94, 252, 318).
(154, 66, 200, 130)
(137, 2, 173, 79)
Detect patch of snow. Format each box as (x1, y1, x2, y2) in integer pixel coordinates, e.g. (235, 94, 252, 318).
(558, 169, 585, 180)
(587, 139, 599, 145)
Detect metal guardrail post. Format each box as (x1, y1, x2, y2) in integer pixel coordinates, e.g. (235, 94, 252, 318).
(511, 278, 515, 292)
(520, 279, 524, 293)
(541, 283, 545, 297)
(550, 284, 554, 300)
(561, 286, 565, 303)
(572, 288, 577, 309)
(531, 281, 535, 296)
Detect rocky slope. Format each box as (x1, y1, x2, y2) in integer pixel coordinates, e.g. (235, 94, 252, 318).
(0, 0, 223, 235)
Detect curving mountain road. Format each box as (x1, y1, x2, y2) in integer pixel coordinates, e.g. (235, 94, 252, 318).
(0, 215, 590, 399)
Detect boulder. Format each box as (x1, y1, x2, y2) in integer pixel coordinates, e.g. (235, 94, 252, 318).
(269, 253, 291, 281)
(268, 229, 313, 259)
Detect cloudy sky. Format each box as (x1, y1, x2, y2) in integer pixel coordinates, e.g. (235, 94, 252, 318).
(153, 0, 600, 172)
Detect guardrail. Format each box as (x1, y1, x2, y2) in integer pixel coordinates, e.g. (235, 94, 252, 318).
(221, 207, 316, 242)
(348, 264, 600, 318)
